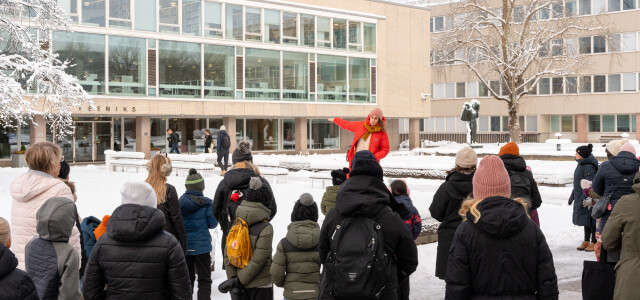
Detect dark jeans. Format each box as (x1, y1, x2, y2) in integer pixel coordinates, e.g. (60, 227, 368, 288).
(584, 225, 597, 243)
(398, 277, 410, 300)
(170, 144, 180, 154)
(186, 254, 212, 300)
(217, 150, 229, 171)
(238, 287, 273, 300)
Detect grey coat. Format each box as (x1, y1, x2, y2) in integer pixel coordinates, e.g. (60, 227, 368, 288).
(572, 155, 598, 226)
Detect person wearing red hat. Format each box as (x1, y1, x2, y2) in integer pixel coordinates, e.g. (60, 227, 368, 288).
(445, 155, 558, 300)
(328, 107, 390, 168)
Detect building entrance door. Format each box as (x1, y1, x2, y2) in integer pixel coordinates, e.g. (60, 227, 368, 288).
(73, 121, 113, 162)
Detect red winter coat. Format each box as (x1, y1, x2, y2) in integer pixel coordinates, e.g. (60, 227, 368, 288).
(333, 117, 390, 167)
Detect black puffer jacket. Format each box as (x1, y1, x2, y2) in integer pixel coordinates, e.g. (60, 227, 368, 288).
(500, 154, 542, 210)
(445, 196, 558, 300)
(158, 183, 188, 253)
(82, 204, 191, 300)
(429, 171, 474, 279)
(0, 245, 38, 300)
(319, 171, 419, 299)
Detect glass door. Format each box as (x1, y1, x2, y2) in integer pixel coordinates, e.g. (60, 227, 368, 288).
(94, 122, 111, 161)
(74, 122, 93, 162)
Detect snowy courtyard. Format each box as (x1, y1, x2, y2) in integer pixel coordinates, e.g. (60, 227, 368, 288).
(0, 150, 594, 300)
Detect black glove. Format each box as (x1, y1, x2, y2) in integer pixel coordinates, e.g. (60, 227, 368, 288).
(230, 287, 243, 300)
(218, 277, 243, 294)
(568, 193, 574, 205)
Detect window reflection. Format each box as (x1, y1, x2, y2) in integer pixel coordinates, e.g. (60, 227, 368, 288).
(109, 36, 146, 95)
(245, 48, 280, 100)
(317, 55, 347, 102)
(283, 52, 308, 100)
(158, 40, 201, 98)
(204, 45, 235, 98)
(53, 32, 106, 95)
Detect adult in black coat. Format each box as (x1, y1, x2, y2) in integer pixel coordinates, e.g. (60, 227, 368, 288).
(204, 129, 213, 153)
(159, 183, 189, 253)
(82, 204, 191, 299)
(498, 145, 542, 210)
(445, 156, 558, 300)
(571, 144, 598, 250)
(0, 245, 38, 300)
(319, 151, 418, 300)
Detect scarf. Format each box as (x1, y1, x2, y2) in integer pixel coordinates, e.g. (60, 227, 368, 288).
(362, 121, 382, 141)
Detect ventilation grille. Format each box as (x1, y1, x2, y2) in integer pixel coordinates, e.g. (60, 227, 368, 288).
(148, 50, 156, 86)
(310, 62, 316, 93)
(371, 67, 376, 95)
(236, 56, 243, 90)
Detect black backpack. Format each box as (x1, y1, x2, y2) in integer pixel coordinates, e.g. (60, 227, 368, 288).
(223, 184, 249, 232)
(325, 208, 390, 299)
(509, 170, 532, 199)
(222, 134, 231, 150)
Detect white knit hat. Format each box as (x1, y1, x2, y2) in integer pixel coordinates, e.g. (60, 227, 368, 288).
(121, 181, 157, 208)
(220, 125, 226, 131)
(456, 146, 478, 169)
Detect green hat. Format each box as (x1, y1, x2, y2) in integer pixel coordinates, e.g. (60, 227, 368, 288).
(185, 168, 205, 191)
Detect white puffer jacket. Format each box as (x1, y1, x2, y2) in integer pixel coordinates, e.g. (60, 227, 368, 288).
(10, 170, 81, 270)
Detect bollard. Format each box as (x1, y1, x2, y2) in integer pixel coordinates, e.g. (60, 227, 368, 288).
(557, 143, 561, 151)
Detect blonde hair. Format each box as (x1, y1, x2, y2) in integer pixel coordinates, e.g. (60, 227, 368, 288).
(25, 141, 62, 175)
(146, 155, 171, 204)
(459, 197, 529, 223)
(0, 217, 10, 247)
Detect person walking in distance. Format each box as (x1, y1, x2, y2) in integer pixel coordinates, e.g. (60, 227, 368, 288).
(217, 125, 232, 175)
(167, 128, 181, 154)
(204, 129, 214, 154)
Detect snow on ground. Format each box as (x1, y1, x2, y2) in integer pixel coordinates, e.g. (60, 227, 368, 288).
(0, 153, 593, 299)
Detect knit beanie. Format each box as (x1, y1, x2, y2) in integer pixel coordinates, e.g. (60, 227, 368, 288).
(498, 142, 519, 157)
(369, 107, 384, 120)
(291, 193, 318, 222)
(350, 150, 384, 181)
(245, 176, 273, 208)
(455, 146, 478, 169)
(472, 155, 511, 200)
(606, 138, 628, 156)
(620, 142, 636, 156)
(331, 168, 350, 186)
(576, 144, 593, 158)
(58, 160, 70, 180)
(185, 168, 205, 191)
(220, 125, 226, 131)
(120, 181, 157, 208)
(232, 140, 253, 164)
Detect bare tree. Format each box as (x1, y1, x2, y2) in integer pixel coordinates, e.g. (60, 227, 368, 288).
(0, 0, 92, 135)
(431, 0, 606, 142)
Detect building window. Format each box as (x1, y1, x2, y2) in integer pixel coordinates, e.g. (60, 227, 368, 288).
(538, 78, 551, 95)
(593, 36, 606, 53)
(235, 119, 244, 142)
(593, 75, 606, 93)
(579, 0, 592, 14)
(594, 0, 607, 12)
(150, 118, 167, 151)
(434, 16, 445, 32)
(364, 23, 376, 53)
(308, 119, 340, 149)
(502, 116, 509, 132)
(609, 34, 621, 52)
(158, 40, 201, 98)
(551, 116, 560, 132)
(608, 74, 621, 92)
(617, 115, 631, 132)
(317, 55, 347, 102)
(479, 82, 489, 97)
(479, 116, 489, 132)
(349, 57, 370, 102)
(456, 82, 466, 98)
(623, 0, 637, 9)
(333, 19, 347, 50)
(526, 116, 537, 132)
(245, 7, 262, 42)
(566, 77, 577, 93)
(490, 116, 500, 132)
(566, 0, 578, 15)
(317, 17, 331, 48)
(301, 14, 315, 47)
(159, 0, 179, 33)
(552, 77, 564, 94)
(225, 4, 243, 40)
(562, 115, 573, 132)
(246, 119, 278, 151)
(109, 0, 131, 28)
(245, 48, 280, 100)
(551, 39, 563, 56)
(348, 21, 362, 51)
(264, 9, 281, 44)
(467, 81, 478, 98)
(59, 0, 79, 22)
(445, 83, 455, 98)
(283, 12, 298, 45)
(123, 118, 136, 152)
(433, 83, 445, 99)
(435, 117, 445, 132)
(589, 115, 601, 132)
(579, 76, 591, 93)
(53, 32, 106, 95)
(108, 36, 146, 95)
(425, 118, 434, 132)
(204, 45, 235, 98)
(623, 73, 637, 92)
(609, 0, 621, 11)
(283, 51, 308, 100)
(579, 37, 592, 54)
(83, 0, 105, 27)
(622, 32, 637, 52)
(204, 1, 222, 37)
(182, 0, 200, 36)
(602, 115, 615, 132)
(135, 0, 156, 31)
(283, 119, 295, 150)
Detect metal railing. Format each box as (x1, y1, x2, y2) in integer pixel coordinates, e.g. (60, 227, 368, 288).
(398, 132, 541, 146)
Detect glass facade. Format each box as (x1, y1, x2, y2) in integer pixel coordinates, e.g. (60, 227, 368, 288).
(245, 48, 280, 100)
(349, 58, 370, 102)
(53, 32, 106, 95)
(333, 19, 347, 50)
(246, 7, 262, 42)
(317, 55, 347, 102)
(182, 0, 201, 36)
(226, 4, 243, 40)
(264, 9, 281, 44)
(283, 119, 295, 150)
(246, 119, 278, 151)
(283, 12, 298, 45)
(308, 119, 340, 149)
(317, 17, 331, 48)
(204, 2, 222, 37)
(159, 0, 179, 33)
(283, 52, 308, 100)
(135, 0, 155, 31)
(302, 15, 315, 47)
(83, 0, 105, 27)
(158, 40, 201, 97)
(204, 45, 235, 98)
(109, 0, 131, 28)
(108, 36, 146, 95)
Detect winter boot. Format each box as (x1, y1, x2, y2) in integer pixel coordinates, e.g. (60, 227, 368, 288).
(220, 170, 226, 176)
(577, 241, 589, 250)
(585, 243, 595, 252)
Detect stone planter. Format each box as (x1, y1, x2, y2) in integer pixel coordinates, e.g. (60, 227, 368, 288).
(11, 154, 27, 168)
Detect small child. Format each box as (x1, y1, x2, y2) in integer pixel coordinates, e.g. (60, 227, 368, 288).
(271, 193, 321, 300)
(25, 197, 81, 299)
(390, 180, 421, 300)
(219, 176, 274, 300)
(321, 168, 349, 216)
(179, 168, 219, 299)
(0, 217, 38, 299)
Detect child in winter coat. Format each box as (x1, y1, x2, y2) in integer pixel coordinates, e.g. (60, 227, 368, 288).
(25, 197, 81, 299)
(0, 217, 38, 299)
(271, 193, 321, 300)
(180, 168, 219, 299)
(93, 215, 110, 240)
(219, 176, 275, 300)
(321, 168, 349, 215)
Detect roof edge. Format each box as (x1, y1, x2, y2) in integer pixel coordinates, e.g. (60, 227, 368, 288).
(368, 0, 432, 11)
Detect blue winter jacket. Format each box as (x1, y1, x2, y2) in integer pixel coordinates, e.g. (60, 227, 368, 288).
(179, 190, 218, 255)
(592, 151, 640, 233)
(217, 130, 230, 152)
(572, 155, 598, 227)
(394, 195, 422, 240)
(80, 216, 101, 258)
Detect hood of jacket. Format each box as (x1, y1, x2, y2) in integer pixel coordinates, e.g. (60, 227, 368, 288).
(180, 190, 211, 214)
(236, 201, 271, 226)
(10, 170, 69, 203)
(223, 167, 256, 189)
(632, 173, 640, 194)
(500, 154, 527, 172)
(107, 204, 166, 242)
(468, 196, 529, 239)
(577, 154, 599, 169)
(335, 175, 390, 217)
(446, 170, 475, 183)
(81, 216, 101, 233)
(36, 197, 77, 242)
(286, 220, 320, 250)
(0, 245, 18, 279)
(609, 151, 640, 175)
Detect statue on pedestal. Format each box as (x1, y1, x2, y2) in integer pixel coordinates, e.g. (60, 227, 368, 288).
(460, 99, 480, 145)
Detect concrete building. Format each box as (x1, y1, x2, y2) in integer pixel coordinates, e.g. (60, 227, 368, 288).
(0, 0, 430, 162)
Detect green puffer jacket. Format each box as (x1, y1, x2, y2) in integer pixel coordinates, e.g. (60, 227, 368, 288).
(224, 201, 274, 289)
(271, 220, 321, 300)
(321, 186, 340, 216)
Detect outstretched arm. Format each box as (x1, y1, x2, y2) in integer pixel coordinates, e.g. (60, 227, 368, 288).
(331, 117, 362, 133)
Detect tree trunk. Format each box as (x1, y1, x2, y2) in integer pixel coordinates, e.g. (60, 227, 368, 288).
(508, 99, 522, 143)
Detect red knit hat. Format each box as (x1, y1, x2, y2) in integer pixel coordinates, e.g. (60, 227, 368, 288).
(498, 142, 520, 156)
(369, 107, 384, 120)
(473, 155, 511, 200)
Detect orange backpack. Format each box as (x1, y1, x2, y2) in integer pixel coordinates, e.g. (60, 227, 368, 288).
(226, 217, 253, 268)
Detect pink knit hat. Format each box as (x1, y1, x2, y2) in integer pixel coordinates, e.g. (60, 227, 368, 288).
(473, 155, 511, 200)
(369, 107, 384, 120)
(620, 142, 636, 156)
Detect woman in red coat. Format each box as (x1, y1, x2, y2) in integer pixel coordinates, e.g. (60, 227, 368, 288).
(329, 107, 390, 168)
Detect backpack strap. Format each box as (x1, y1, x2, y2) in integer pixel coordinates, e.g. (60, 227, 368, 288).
(281, 237, 319, 254)
(249, 220, 270, 236)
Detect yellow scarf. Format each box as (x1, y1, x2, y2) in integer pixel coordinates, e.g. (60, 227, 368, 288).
(362, 121, 382, 141)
